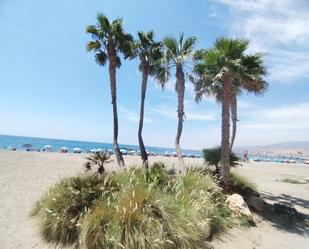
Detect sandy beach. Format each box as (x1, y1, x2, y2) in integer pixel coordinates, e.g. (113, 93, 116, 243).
(0, 150, 308, 249)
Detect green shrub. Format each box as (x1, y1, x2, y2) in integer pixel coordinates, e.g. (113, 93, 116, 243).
(80, 182, 202, 249)
(84, 151, 113, 175)
(30, 174, 119, 248)
(31, 163, 232, 249)
(239, 216, 250, 227)
(202, 147, 240, 174)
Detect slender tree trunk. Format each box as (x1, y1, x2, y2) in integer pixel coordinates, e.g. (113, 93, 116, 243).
(107, 41, 125, 167)
(138, 61, 149, 168)
(175, 65, 186, 173)
(230, 92, 237, 151)
(220, 77, 231, 190)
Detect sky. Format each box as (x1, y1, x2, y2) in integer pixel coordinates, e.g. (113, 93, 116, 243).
(0, 0, 309, 149)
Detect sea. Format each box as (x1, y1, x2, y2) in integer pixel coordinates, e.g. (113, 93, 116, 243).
(0, 135, 202, 156)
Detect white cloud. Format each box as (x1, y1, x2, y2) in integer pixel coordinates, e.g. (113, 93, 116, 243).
(150, 105, 216, 121)
(118, 106, 154, 124)
(213, 0, 309, 83)
(235, 102, 309, 145)
(237, 100, 254, 109)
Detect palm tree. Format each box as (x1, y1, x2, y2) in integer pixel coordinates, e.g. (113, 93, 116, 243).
(229, 85, 240, 151)
(155, 33, 196, 172)
(191, 38, 267, 190)
(135, 31, 163, 167)
(86, 14, 135, 167)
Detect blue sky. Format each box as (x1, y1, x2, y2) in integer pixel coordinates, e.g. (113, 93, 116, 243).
(0, 0, 309, 149)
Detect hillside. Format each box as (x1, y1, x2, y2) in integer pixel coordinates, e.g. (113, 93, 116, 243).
(236, 141, 309, 158)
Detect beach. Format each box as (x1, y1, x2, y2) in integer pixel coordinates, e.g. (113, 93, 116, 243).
(0, 150, 308, 249)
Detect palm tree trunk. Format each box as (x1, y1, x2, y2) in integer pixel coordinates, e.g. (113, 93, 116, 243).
(220, 77, 231, 190)
(138, 62, 149, 168)
(175, 66, 186, 173)
(230, 93, 237, 151)
(108, 41, 125, 167)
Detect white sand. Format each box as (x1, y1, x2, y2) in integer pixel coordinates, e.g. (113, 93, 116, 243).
(0, 151, 308, 249)
(212, 162, 309, 249)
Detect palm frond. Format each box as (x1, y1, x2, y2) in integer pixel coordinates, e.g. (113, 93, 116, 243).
(153, 57, 170, 87)
(86, 41, 101, 52)
(116, 32, 135, 59)
(95, 51, 108, 66)
(182, 36, 197, 55)
(96, 13, 110, 32)
(163, 36, 177, 58)
(85, 25, 103, 40)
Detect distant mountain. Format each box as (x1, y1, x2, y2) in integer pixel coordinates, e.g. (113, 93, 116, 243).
(235, 141, 309, 158)
(251, 141, 309, 150)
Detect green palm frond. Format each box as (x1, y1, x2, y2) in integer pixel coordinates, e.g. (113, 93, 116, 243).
(192, 37, 267, 104)
(116, 32, 135, 59)
(84, 151, 113, 175)
(153, 57, 170, 87)
(95, 51, 108, 66)
(163, 36, 178, 60)
(86, 14, 135, 67)
(136, 30, 164, 83)
(96, 13, 110, 32)
(183, 36, 197, 55)
(85, 25, 104, 40)
(215, 38, 249, 60)
(86, 41, 101, 52)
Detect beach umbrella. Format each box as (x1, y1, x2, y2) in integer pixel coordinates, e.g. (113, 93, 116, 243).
(43, 145, 53, 152)
(60, 147, 68, 153)
(73, 148, 82, 153)
(120, 149, 128, 155)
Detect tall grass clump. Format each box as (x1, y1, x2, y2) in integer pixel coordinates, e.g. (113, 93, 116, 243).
(30, 174, 119, 248)
(230, 171, 257, 192)
(31, 162, 231, 249)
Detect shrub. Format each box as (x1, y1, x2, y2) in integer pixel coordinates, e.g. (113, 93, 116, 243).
(84, 150, 113, 175)
(30, 174, 119, 248)
(239, 216, 250, 227)
(230, 171, 257, 193)
(281, 178, 305, 184)
(202, 147, 240, 174)
(80, 182, 202, 248)
(31, 163, 232, 249)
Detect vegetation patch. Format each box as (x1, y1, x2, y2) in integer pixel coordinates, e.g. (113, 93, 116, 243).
(230, 171, 257, 193)
(239, 216, 250, 227)
(281, 178, 306, 184)
(202, 147, 240, 175)
(31, 163, 232, 249)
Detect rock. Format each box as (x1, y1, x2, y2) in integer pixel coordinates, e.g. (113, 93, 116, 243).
(198, 221, 211, 240)
(246, 195, 265, 212)
(226, 194, 253, 221)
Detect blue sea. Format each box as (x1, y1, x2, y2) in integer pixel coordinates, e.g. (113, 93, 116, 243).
(0, 135, 202, 156)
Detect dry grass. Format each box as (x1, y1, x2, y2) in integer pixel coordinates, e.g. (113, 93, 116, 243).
(31, 163, 231, 249)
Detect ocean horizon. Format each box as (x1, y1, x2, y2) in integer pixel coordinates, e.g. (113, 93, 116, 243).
(0, 134, 202, 155)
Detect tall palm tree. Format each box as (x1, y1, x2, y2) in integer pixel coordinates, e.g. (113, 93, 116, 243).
(86, 14, 135, 167)
(135, 31, 163, 167)
(191, 38, 267, 190)
(229, 85, 240, 151)
(155, 33, 196, 172)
